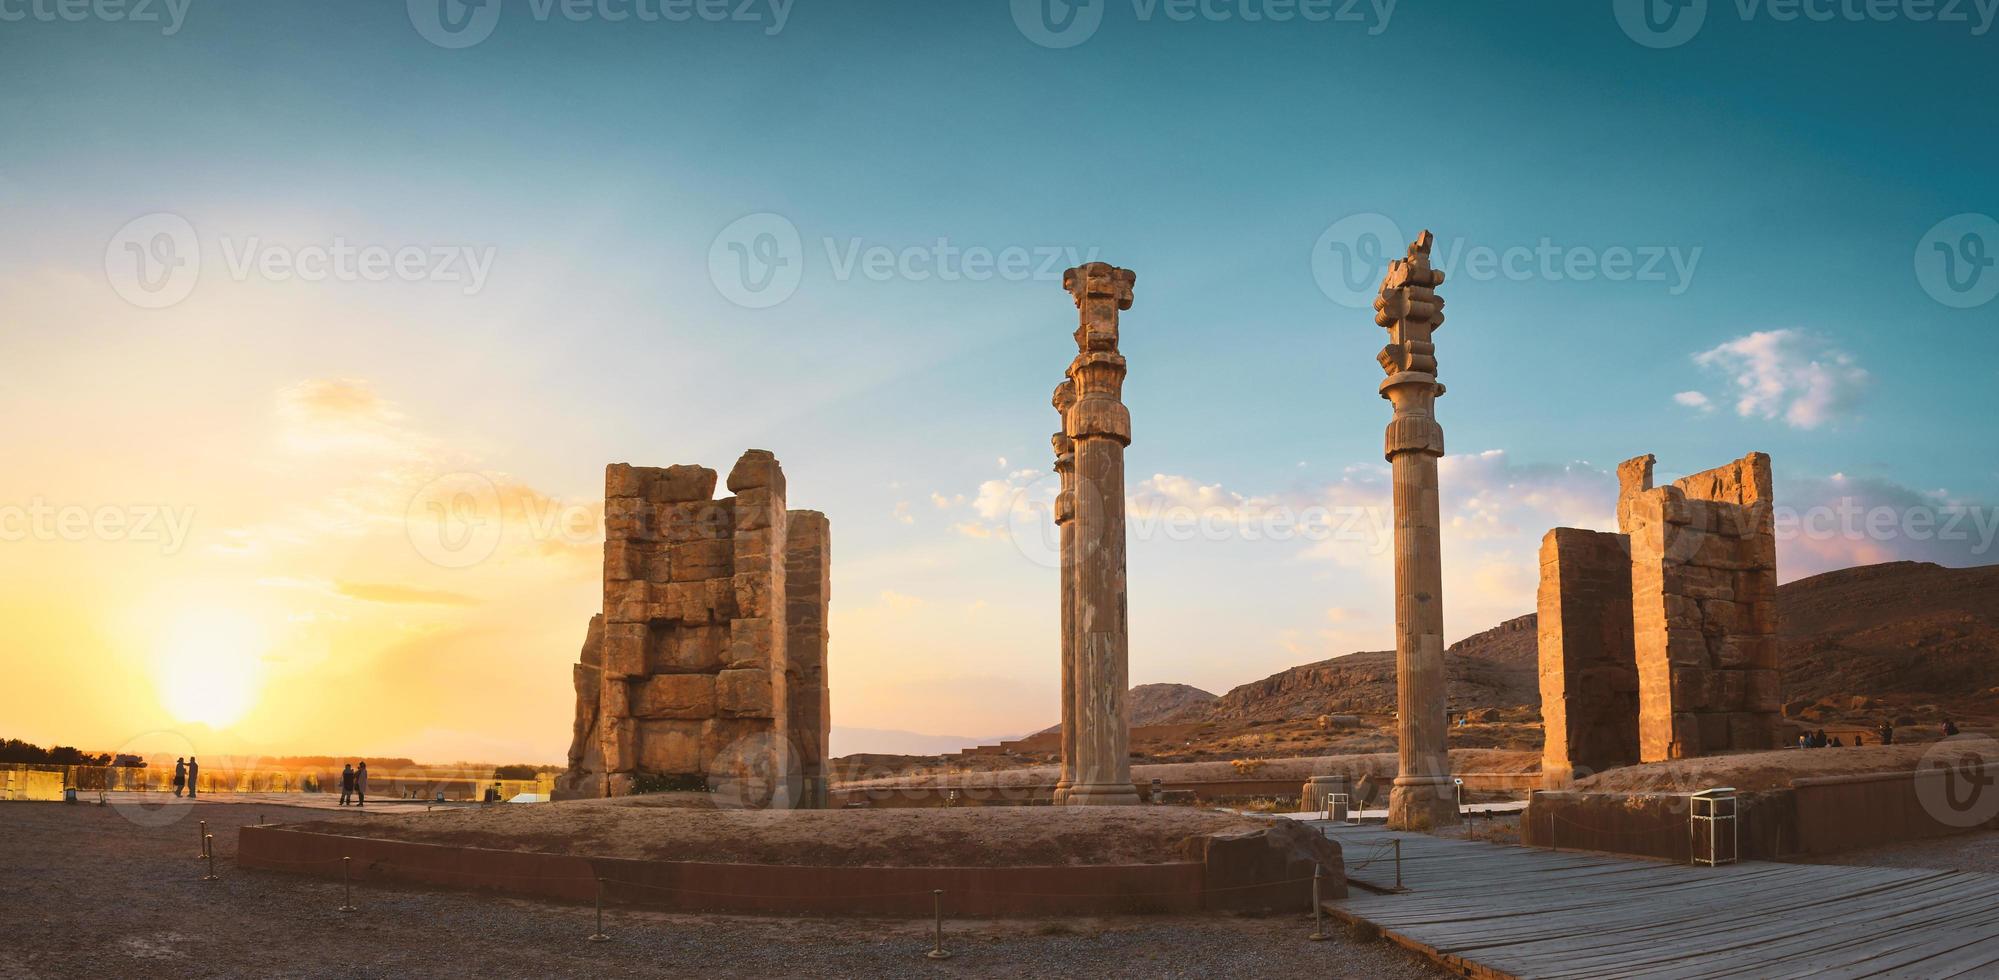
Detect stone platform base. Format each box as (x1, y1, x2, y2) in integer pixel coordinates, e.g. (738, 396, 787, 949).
(237, 821, 1343, 917)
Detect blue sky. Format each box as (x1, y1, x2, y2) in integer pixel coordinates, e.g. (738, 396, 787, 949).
(1, 0, 1994, 757)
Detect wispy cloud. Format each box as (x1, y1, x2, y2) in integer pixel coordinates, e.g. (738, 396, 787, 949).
(1690, 329, 1868, 429)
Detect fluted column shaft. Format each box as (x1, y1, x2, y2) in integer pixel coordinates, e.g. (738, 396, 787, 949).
(1375, 232, 1461, 830)
(1061, 262, 1140, 807)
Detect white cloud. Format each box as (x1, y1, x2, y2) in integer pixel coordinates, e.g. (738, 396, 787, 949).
(1692, 330, 1868, 429)
(892, 501, 914, 525)
(1674, 390, 1713, 411)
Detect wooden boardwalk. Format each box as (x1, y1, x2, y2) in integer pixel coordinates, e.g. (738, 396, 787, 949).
(1319, 822, 1999, 979)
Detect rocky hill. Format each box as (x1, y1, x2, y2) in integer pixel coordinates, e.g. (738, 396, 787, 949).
(1777, 561, 1999, 712)
(1033, 683, 1217, 735)
(1195, 561, 1998, 725)
(1205, 615, 1539, 723)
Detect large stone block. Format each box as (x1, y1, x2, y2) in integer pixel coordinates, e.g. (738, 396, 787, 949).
(716, 667, 775, 717)
(643, 465, 719, 504)
(669, 538, 733, 581)
(601, 623, 647, 677)
(636, 720, 704, 773)
(725, 449, 786, 495)
(726, 617, 777, 669)
(646, 623, 726, 675)
(633, 674, 716, 719)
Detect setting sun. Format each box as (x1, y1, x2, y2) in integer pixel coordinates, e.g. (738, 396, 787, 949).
(154, 609, 266, 729)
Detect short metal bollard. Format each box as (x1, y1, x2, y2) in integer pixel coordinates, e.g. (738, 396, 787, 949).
(338, 856, 358, 912)
(587, 878, 610, 942)
(1393, 838, 1403, 891)
(926, 889, 951, 960)
(201, 836, 219, 881)
(1308, 864, 1329, 941)
(197, 820, 208, 859)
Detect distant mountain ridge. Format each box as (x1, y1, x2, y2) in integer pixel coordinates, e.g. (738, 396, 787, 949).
(1191, 561, 1998, 725)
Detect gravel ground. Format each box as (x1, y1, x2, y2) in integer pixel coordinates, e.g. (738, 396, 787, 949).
(1803, 828, 1999, 874)
(0, 801, 1445, 979)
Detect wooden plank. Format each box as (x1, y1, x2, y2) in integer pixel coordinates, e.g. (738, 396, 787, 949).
(1318, 825, 1999, 980)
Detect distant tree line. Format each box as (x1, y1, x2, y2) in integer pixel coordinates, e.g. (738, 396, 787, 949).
(0, 738, 142, 767)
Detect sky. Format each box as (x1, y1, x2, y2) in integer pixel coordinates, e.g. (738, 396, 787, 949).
(1, 0, 1995, 764)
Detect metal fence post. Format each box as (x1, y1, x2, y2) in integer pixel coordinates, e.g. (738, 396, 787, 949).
(338, 856, 357, 912)
(1394, 838, 1403, 891)
(201, 836, 219, 881)
(926, 889, 951, 960)
(1308, 864, 1329, 941)
(587, 877, 609, 942)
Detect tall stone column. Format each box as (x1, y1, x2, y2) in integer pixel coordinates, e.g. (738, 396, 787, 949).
(1061, 262, 1140, 806)
(1051, 380, 1080, 805)
(1373, 232, 1461, 830)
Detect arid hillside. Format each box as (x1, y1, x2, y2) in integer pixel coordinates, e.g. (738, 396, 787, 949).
(1206, 615, 1540, 723)
(1778, 562, 1999, 701)
(1199, 561, 1997, 726)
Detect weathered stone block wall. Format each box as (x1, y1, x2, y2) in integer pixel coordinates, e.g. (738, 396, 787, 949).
(1621, 452, 1780, 761)
(1537, 527, 1638, 785)
(557, 450, 829, 807)
(784, 510, 831, 810)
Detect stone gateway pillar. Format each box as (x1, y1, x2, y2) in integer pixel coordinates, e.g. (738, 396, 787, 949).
(1061, 262, 1141, 807)
(1051, 380, 1080, 805)
(1372, 232, 1461, 830)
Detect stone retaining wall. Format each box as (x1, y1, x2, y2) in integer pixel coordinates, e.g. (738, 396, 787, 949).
(237, 823, 1343, 916)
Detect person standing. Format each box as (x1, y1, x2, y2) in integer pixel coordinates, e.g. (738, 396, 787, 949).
(355, 761, 368, 807)
(185, 757, 199, 799)
(1878, 720, 1896, 746)
(339, 764, 355, 806)
(172, 758, 187, 798)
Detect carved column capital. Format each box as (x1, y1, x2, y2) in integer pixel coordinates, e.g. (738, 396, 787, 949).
(1374, 231, 1448, 461)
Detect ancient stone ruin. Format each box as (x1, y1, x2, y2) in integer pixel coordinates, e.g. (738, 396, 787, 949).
(1055, 261, 1141, 806)
(1539, 451, 1780, 784)
(556, 450, 831, 808)
(1372, 231, 1460, 830)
